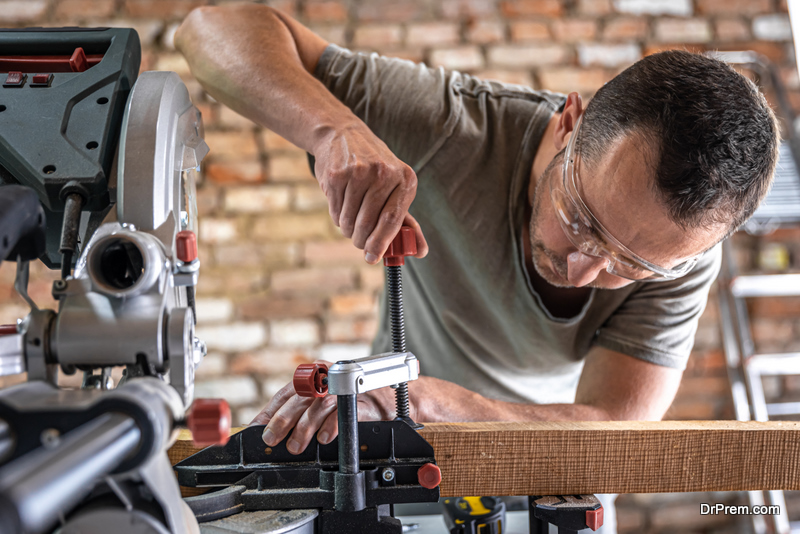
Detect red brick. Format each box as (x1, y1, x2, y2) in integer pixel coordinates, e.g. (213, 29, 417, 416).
(271, 267, 356, 294)
(223, 185, 291, 213)
(643, 43, 708, 57)
(303, 0, 347, 22)
(466, 20, 505, 44)
(205, 131, 260, 160)
(309, 25, 347, 45)
(305, 240, 365, 266)
(487, 44, 569, 68)
(748, 297, 800, 318)
(654, 18, 712, 43)
(55, 0, 116, 19)
(407, 22, 460, 47)
(476, 69, 535, 86)
(356, 0, 426, 22)
(541, 68, 609, 94)
(252, 213, 332, 241)
(214, 242, 300, 269)
(199, 218, 238, 244)
(196, 185, 220, 217)
(576, 0, 611, 16)
(697, 0, 771, 15)
(217, 105, 258, 129)
(268, 153, 315, 182)
(206, 161, 264, 185)
(197, 269, 267, 296)
(602, 17, 649, 41)
(386, 49, 426, 63)
(578, 43, 641, 68)
(124, 0, 207, 18)
(326, 316, 379, 342)
(509, 21, 550, 42)
(500, 0, 563, 18)
(353, 24, 403, 48)
(267, 0, 297, 17)
(231, 349, 311, 375)
(0, 0, 47, 23)
(294, 185, 329, 212)
(714, 41, 787, 63)
(665, 399, 723, 420)
(328, 292, 376, 316)
(675, 376, 730, 398)
(359, 265, 385, 291)
(271, 318, 320, 346)
(239, 295, 326, 320)
(551, 19, 598, 43)
(439, 0, 497, 19)
(261, 129, 303, 152)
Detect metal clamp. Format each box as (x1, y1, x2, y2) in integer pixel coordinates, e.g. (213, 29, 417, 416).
(327, 352, 419, 395)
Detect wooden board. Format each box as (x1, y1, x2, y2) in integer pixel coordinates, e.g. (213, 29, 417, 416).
(169, 421, 800, 496)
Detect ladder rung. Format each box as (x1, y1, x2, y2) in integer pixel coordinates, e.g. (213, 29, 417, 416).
(730, 274, 800, 298)
(766, 402, 800, 416)
(747, 353, 800, 374)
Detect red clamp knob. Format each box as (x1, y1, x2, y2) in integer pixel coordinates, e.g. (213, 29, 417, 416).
(187, 398, 231, 447)
(417, 463, 441, 489)
(0, 325, 17, 336)
(176, 230, 198, 263)
(383, 226, 417, 267)
(586, 507, 604, 531)
(293, 363, 329, 398)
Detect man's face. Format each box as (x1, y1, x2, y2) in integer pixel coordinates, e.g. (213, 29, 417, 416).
(529, 131, 724, 290)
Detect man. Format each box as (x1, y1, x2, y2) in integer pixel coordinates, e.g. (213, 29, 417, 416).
(176, 4, 778, 529)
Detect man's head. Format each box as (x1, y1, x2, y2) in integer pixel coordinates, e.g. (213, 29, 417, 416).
(530, 50, 780, 289)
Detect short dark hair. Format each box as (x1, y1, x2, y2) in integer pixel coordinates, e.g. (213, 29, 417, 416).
(579, 50, 779, 234)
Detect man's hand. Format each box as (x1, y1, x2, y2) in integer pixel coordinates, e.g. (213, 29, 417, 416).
(176, 4, 428, 264)
(313, 123, 428, 264)
(251, 363, 410, 454)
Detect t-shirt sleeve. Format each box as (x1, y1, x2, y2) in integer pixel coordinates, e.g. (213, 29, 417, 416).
(592, 243, 722, 370)
(313, 44, 461, 172)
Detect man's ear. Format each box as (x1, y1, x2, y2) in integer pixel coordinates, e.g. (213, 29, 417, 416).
(553, 92, 583, 151)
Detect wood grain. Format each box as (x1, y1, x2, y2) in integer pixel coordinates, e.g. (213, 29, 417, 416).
(169, 421, 800, 496)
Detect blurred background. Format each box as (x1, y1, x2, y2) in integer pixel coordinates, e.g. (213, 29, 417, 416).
(0, 0, 798, 532)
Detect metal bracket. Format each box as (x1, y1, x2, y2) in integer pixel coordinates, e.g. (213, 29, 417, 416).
(327, 352, 419, 395)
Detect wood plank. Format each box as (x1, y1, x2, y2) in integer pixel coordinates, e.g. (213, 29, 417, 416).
(168, 421, 800, 496)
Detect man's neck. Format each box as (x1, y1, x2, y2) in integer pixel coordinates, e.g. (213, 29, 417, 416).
(528, 112, 561, 206)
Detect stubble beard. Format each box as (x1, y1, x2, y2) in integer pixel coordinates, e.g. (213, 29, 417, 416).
(528, 159, 573, 288)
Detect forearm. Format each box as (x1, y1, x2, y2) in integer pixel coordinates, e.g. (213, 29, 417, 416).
(175, 4, 361, 154)
(409, 376, 613, 423)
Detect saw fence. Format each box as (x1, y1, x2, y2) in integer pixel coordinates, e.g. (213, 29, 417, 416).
(169, 420, 800, 497)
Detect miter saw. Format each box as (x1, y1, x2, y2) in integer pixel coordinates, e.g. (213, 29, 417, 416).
(0, 27, 231, 534)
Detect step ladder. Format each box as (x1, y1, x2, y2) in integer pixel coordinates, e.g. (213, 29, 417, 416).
(714, 51, 800, 534)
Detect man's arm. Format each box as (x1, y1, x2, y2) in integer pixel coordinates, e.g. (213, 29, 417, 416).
(175, 4, 427, 262)
(257, 346, 682, 453)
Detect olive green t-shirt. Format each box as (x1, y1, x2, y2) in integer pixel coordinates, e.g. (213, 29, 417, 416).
(315, 45, 720, 404)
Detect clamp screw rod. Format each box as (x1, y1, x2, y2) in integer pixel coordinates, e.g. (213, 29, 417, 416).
(386, 265, 410, 419)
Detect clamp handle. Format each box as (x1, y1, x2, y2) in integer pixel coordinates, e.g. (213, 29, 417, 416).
(383, 226, 417, 267)
(293, 362, 329, 398)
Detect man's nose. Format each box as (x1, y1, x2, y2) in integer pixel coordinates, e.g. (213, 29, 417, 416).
(566, 251, 609, 287)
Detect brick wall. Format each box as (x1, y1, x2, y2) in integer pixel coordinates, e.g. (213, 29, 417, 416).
(0, 1, 797, 532)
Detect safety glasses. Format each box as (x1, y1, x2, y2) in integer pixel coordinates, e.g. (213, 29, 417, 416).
(549, 115, 700, 282)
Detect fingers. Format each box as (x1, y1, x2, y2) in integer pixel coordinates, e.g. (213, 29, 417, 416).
(317, 411, 339, 444)
(250, 382, 296, 425)
(363, 176, 416, 264)
(261, 394, 313, 447)
(286, 395, 338, 453)
(403, 213, 429, 259)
